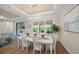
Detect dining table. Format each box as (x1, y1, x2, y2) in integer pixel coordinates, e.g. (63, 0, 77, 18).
(18, 35, 53, 54)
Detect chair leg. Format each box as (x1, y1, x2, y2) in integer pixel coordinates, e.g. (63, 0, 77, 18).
(17, 39, 20, 49)
(50, 45, 52, 54)
(18, 40, 22, 50)
(54, 46, 56, 54)
(22, 46, 24, 51)
(46, 47, 48, 54)
(40, 49, 41, 54)
(26, 47, 28, 53)
(33, 49, 35, 54)
(17, 42, 20, 50)
(50, 49, 52, 54)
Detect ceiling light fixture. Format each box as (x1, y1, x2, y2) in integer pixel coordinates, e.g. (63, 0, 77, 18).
(0, 16, 6, 19)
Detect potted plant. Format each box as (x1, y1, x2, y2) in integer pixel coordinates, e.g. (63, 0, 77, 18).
(51, 24, 59, 38)
(51, 24, 59, 33)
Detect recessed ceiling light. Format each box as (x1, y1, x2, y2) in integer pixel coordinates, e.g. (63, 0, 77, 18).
(0, 16, 6, 19)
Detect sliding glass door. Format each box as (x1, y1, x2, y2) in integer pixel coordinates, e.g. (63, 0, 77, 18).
(16, 22, 25, 36)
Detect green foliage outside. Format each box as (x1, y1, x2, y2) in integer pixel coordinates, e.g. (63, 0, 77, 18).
(33, 24, 59, 34)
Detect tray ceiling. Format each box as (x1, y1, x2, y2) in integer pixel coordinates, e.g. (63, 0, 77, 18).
(15, 4, 53, 14)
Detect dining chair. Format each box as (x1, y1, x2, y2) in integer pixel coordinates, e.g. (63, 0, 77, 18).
(33, 37, 43, 54)
(21, 36, 30, 53)
(17, 36, 22, 49)
(17, 33, 25, 49)
(53, 34, 57, 54)
(46, 34, 57, 54)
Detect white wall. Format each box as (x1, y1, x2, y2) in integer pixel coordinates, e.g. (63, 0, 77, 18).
(0, 21, 14, 33)
(60, 5, 79, 53)
(0, 22, 1, 33)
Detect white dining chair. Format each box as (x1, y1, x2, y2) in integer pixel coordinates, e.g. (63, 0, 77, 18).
(45, 39, 53, 54)
(33, 37, 43, 54)
(46, 34, 57, 54)
(17, 36, 22, 49)
(17, 33, 25, 49)
(21, 36, 30, 53)
(53, 34, 57, 54)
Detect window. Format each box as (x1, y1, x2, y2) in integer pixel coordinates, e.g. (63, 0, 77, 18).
(32, 20, 53, 34)
(45, 20, 53, 34)
(16, 22, 25, 36)
(32, 22, 39, 32)
(39, 21, 45, 33)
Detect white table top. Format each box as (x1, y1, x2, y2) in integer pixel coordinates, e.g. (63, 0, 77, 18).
(18, 36, 53, 44)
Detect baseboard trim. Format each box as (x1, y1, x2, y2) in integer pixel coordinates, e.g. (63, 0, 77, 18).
(59, 41, 72, 54)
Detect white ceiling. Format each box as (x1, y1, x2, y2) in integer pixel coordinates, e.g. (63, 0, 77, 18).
(0, 4, 66, 22)
(15, 4, 53, 14)
(0, 8, 20, 19)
